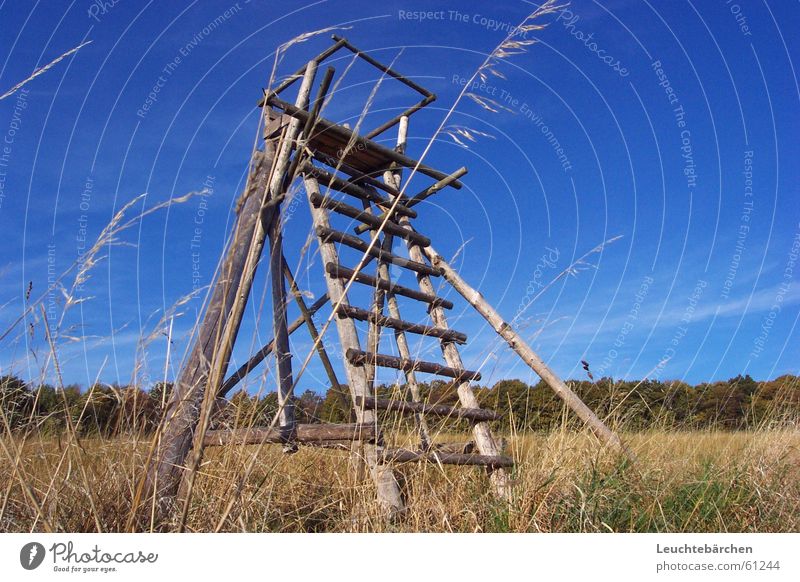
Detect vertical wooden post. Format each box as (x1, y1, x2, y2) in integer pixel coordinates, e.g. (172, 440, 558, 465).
(375, 118, 431, 450)
(269, 214, 296, 450)
(283, 259, 352, 421)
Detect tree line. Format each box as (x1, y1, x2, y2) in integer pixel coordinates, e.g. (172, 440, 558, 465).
(0, 373, 797, 437)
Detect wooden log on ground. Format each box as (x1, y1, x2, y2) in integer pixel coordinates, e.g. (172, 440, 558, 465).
(203, 423, 377, 447)
(423, 244, 632, 459)
(355, 396, 500, 422)
(380, 448, 514, 468)
(433, 441, 475, 454)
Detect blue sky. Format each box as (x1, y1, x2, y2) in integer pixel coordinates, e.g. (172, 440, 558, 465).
(0, 0, 798, 393)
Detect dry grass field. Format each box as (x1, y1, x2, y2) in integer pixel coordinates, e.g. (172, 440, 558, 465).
(1, 427, 797, 533)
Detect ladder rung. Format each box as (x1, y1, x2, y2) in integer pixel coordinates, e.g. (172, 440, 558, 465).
(203, 423, 377, 446)
(316, 226, 441, 277)
(346, 348, 481, 381)
(339, 305, 466, 343)
(310, 192, 430, 247)
(355, 396, 500, 422)
(312, 151, 405, 199)
(353, 167, 468, 235)
(379, 448, 514, 468)
(326, 263, 453, 309)
(301, 162, 416, 218)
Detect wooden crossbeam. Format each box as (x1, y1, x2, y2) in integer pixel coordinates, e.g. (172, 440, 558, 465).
(265, 94, 462, 185)
(300, 162, 416, 218)
(346, 349, 481, 382)
(326, 263, 452, 309)
(309, 192, 430, 246)
(203, 423, 377, 447)
(355, 396, 500, 422)
(316, 226, 440, 277)
(311, 151, 404, 198)
(354, 166, 469, 235)
(337, 305, 466, 343)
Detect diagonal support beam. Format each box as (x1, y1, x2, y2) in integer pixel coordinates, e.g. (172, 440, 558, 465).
(217, 294, 328, 398)
(423, 244, 632, 459)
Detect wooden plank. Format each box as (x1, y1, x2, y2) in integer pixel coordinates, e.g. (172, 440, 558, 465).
(145, 145, 277, 516)
(203, 423, 377, 447)
(379, 448, 514, 468)
(376, 116, 432, 451)
(337, 305, 466, 343)
(326, 263, 453, 309)
(300, 162, 416, 218)
(423, 244, 632, 459)
(312, 151, 404, 198)
(266, 94, 463, 186)
(407, 166, 469, 207)
(346, 349, 481, 382)
(355, 396, 500, 422)
(309, 192, 430, 247)
(354, 166, 469, 235)
(316, 226, 440, 277)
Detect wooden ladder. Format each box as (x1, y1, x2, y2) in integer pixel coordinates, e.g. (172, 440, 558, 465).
(303, 116, 512, 504)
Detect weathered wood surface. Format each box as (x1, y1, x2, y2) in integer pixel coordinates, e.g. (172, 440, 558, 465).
(390, 161, 513, 499)
(265, 93, 462, 185)
(283, 260, 351, 420)
(356, 396, 500, 422)
(145, 63, 320, 521)
(423, 244, 631, 458)
(346, 349, 481, 382)
(326, 263, 452, 309)
(309, 192, 430, 247)
(299, 161, 416, 217)
(373, 117, 432, 450)
(354, 166, 468, 234)
(315, 226, 440, 277)
(268, 211, 296, 450)
(380, 448, 514, 468)
(337, 305, 466, 343)
(203, 423, 376, 447)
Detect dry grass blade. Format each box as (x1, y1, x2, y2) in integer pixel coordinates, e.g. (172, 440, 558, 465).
(0, 40, 92, 101)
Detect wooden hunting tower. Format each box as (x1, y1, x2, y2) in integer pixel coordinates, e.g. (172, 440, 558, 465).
(144, 36, 625, 520)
